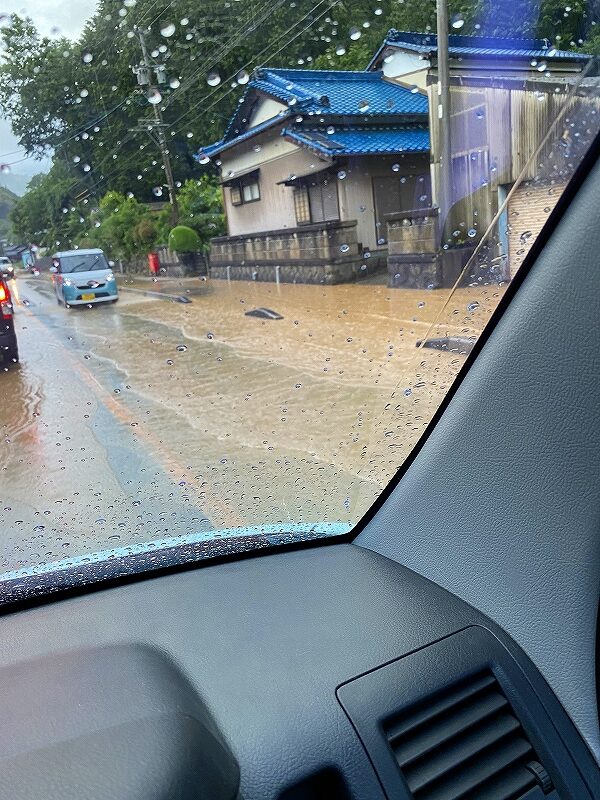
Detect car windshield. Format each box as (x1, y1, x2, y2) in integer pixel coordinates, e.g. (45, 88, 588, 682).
(1, 0, 599, 600)
(58, 253, 109, 273)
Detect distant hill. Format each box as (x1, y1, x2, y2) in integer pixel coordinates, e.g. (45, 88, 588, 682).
(0, 171, 35, 196)
(0, 185, 17, 241)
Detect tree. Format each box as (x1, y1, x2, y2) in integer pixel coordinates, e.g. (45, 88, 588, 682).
(176, 177, 225, 250)
(9, 163, 88, 248)
(89, 191, 152, 261)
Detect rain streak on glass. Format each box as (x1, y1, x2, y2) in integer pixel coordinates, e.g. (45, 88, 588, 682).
(0, 0, 599, 583)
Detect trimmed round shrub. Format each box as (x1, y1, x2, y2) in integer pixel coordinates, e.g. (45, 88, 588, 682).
(168, 225, 201, 253)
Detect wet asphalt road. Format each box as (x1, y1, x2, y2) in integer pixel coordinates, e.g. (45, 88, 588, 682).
(0, 271, 494, 571)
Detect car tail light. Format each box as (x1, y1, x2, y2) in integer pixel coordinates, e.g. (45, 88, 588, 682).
(0, 282, 13, 319)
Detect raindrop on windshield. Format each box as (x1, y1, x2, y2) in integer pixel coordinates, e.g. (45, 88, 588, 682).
(451, 13, 465, 28)
(358, 99, 370, 112)
(349, 26, 361, 40)
(82, 51, 93, 64)
(160, 21, 176, 37)
(147, 88, 162, 104)
(207, 71, 221, 87)
(236, 69, 250, 85)
(169, 78, 181, 88)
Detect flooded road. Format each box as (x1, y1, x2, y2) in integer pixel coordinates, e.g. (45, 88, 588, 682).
(0, 271, 502, 570)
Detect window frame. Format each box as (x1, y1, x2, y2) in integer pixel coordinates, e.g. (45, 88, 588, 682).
(229, 174, 261, 207)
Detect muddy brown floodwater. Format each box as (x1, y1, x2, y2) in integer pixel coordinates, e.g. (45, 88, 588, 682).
(0, 273, 504, 571)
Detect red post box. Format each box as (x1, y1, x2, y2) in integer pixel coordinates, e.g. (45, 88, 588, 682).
(148, 252, 160, 275)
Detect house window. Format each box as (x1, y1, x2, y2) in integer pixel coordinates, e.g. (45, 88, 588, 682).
(229, 174, 260, 206)
(294, 187, 311, 225)
(230, 185, 242, 206)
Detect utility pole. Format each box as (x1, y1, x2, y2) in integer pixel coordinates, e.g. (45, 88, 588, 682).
(132, 26, 179, 225)
(436, 0, 451, 240)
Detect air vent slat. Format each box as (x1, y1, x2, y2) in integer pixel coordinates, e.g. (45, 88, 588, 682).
(403, 715, 525, 790)
(387, 674, 497, 744)
(394, 695, 512, 768)
(463, 766, 536, 800)
(408, 734, 533, 797)
(384, 671, 554, 800)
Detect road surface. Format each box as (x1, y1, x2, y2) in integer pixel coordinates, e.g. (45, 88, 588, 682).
(0, 271, 495, 572)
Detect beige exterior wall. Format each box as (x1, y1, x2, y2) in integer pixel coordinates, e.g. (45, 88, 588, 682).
(248, 97, 287, 128)
(337, 154, 430, 251)
(219, 128, 332, 236)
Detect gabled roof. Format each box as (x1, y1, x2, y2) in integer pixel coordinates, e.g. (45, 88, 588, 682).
(249, 68, 428, 116)
(282, 126, 430, 156)
(197, 68, 428, 161)
(368, 31, 591, 69)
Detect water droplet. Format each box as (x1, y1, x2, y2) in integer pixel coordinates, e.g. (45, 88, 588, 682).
(236, 69, 250, 85)
(340, 243, 350, 253)
(451, 13, 465, 28)
(160, 21, 176, 37)
(198, 153, 210, 165)
(337, 169, 347, 179)
(207, 332, 215, 340)
(207, 71, 221, 87)
(294, 383, 302, 389)
(73, 155, 81, 163)
(467, 228, 477, 238)
(335, 45, 346, 56)
(33, 525, 45, 532)
(176, 344, 187, 352)
(326, 125, 335, 135)
(152, 186, 163, 197)
(147, 88, 162, 104)
(409, 84, 419, 94)
(358, 99, 370, 112)
(79, 88, 89, 98)
(82, 51, 93, 64)
(537, 60, 548, 72)
(82, 163, 91, 172)
(392, 163, 400, 172)
(403, 388, 412, 397)
(166, 358, 174, 365)
(0, 164, 11, 175)
(349, 26, 361, 40)
(169, 78, 181, 88)
(374, 6, 383, 14)
(467, 301, 480, 313)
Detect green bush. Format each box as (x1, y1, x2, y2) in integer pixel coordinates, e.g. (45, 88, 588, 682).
(168, 225, 201, 253)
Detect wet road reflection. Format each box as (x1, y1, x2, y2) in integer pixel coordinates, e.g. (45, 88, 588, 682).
(0, 272, 503, 570)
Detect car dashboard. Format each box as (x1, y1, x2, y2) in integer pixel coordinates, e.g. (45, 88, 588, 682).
(0, 543, 597, 800)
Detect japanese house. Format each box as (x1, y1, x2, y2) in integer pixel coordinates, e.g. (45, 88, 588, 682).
(198, 68, 430, 284)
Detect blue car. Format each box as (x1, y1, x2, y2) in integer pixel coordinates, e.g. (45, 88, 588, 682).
(51, 249, 118, 307)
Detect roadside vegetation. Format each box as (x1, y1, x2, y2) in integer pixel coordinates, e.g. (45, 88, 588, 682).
(0, 0, 596, 255)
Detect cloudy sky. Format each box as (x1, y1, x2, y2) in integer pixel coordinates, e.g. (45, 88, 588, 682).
(1, 0, 97, 189)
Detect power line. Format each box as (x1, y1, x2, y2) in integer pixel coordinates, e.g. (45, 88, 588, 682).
(170, 0, 338, 131)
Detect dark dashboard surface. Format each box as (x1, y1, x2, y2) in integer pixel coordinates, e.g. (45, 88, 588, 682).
(0, 542, 597, 800)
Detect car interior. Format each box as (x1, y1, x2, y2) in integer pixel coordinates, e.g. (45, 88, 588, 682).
(0, 103, 598, 800)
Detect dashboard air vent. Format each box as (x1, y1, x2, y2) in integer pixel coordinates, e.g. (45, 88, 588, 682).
(384, 671, 554, 800)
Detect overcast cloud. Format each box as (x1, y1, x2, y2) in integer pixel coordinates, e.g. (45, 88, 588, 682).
(1, 0, 97, 190)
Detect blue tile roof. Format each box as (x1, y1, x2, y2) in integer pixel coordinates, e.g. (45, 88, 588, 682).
(197, 68, 428, 161)
(372, 31, 591, 64)
(249, 68, 428, 116)
(201, 114, 291, 158)
(281, 126, 430, 156)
